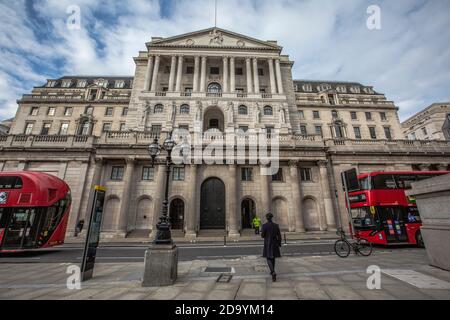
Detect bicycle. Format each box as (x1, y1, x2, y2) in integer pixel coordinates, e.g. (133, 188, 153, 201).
(334, 227, 373, 258)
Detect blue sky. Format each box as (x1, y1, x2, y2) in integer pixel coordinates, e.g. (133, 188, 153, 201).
(1, 0, 449, 121)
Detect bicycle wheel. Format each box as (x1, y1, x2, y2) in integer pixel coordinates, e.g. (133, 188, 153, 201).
(334, 240, 350, 258)
(357, 238, 373, 256)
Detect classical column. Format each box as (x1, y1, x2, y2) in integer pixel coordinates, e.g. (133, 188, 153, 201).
(175, 55, 184, 92)
(275, 58, 284, 94)
(268, 58, 277, 94)
(168, 55, 177, 92)
(318, 161, 336, 230)
(260, 165, 271, 214)
(230, 57, 236, 93)
(246, 57, 253, 94)
(186, 164, 198, 238)
(222, 56, 229, 93)
(200, 56, 207, 92)
(228, 165, 240, 237)
(144, 55, 154, 91)
(289, 161, 305, 232)
(193, 56, 200, 92)
(117, 158, 135, 236)
(252, 57, 260, 93)
(150, 55, 160, 92)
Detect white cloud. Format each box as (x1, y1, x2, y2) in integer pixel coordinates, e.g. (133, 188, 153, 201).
(0, 0, 449, 122)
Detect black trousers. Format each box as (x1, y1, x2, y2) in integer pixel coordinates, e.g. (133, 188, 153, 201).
(254, 227, 260, 234)
(267, 258, 276, 275)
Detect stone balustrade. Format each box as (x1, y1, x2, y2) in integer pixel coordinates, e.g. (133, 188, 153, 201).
(140, 91, 286, 100)
(0, 134, 95, 148)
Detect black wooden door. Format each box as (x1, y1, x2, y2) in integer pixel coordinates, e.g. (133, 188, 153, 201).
(200, 178, 225, 229)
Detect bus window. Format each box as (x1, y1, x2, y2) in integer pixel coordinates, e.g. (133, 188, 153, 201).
(360, 177, 371, 190)
(0, 176, 23, 189)
(351, 207, 375, 228)
(395, 174, 417, 190)
(372, 175, 396, 189)
(0, 208, 7, 244)
(406, 207, 421, 223)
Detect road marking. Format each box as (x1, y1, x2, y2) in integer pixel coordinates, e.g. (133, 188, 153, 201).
(382, 269, 450, 289)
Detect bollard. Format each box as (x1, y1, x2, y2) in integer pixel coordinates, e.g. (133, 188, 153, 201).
(224, 235, 227, 247)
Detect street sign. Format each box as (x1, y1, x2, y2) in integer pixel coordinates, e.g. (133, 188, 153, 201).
(81, 185, 106, 281)
(341, 168, 359, 192)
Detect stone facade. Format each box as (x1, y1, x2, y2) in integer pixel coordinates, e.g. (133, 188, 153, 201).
(402, 102, 450, 140)
(1, 27, 450, 239)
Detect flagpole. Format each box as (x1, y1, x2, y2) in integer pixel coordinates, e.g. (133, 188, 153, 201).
(215, 0, 217, 27)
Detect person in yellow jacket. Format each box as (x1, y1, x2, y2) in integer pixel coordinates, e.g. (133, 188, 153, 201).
(252, 216, 262, 235)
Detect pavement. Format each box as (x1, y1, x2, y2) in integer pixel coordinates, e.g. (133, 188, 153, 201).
(1, 248, 450, 300)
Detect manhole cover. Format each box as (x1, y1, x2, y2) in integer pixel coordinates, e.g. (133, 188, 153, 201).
(205, 267, 232, 273)
(217, 275, 233, 283)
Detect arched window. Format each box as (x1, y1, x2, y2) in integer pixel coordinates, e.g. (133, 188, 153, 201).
(180, 104, 190, 114)
(238, 105, 248, 115)
(264, 106, 273, 116)
(331, 110, 339, 119)
(207, 82, 222, 93)
(154, 104, 164, 113)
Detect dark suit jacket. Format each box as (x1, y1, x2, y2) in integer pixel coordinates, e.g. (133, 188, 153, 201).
(261, 221, 282, 258)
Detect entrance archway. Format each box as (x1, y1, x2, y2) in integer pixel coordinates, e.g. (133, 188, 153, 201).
(169, 198, 185, 230)
(200, 178, 226, 229)
(241, 198, 256, 229)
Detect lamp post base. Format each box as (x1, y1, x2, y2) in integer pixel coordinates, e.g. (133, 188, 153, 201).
(142, 244, 178, 287)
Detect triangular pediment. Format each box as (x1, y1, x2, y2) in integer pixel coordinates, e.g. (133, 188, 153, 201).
(148, 27, 281, 51)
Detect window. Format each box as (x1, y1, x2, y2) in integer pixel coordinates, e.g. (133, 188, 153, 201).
(353, 127, 362, 139)
(162, 87, 169, 92)
(241, 168, 253, 181)
(299, 125, 307, 136)
(331, 110, 338, 119)
(151, 125, 162, 136)
(210, 67, 220, 75)
(47, 107, 56, 116)
(30, 107, 39, 116)
(122, 107, 128, 116)
(142, 167, 154, 181)
(380, 112, 387, 121)
(59, 123, 69, 135)
(238, 126, 248, 133)
(178, 124, 189, 132)
(328, 94, 335, 105)
(154, 104, 164, 113)
(186, 66, 194, 74)
(24, 123, 34, 135)
(384, 127, 392, 140)
(209, 119, 219, 129)
(298, 110, 304, 119)
(115, 80, 125, 88)
(350, 111, 357, 120)
(258, 68, 264, 76)
(238, 105, 248, 115)
(79, 121, 90, 135)
(236, 68, 243, 75)
(313, 111, 320, 119)
(365, 112, 372, 121)
(64, 107, 73, 116)
(46, 80, 57, 87)
(272, 168, 283, 182)
(111, 166, 124, 180)
(236, 88, 244, 93)
(207, 82, 221, 93)
(369, 127, 377, 139)
(77, 80, 87, 88)
(102, 123, 112, 132)
(315, 125, 323, 136)
(265, 126, 275, 138)
(61, 80, 72, 88)
(85, 106, 94, 115)
(184, 88, 193, 95)
(105, 107, 114, 116)
(264, 106, 273, 116)
(173, 167, 185, 181)
(300, 168, 312, 181)
(41, 123, 51, 135)
(334, 123, 345, 139)
(409, 132, 417, 140)
(180, 104, 190, 114)
(120, 123, 126, 131)
(95, 79, 109, 88)
(421, 127, 428, 136)
(164, 66, 171, 74)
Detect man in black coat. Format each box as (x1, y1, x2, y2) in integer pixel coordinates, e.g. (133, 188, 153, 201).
(261, 212, 282, 282)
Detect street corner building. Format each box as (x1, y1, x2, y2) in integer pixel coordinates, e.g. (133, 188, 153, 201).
(1, 27, 450, 240)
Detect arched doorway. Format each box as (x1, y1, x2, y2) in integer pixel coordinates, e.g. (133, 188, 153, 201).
(203, 107, 224, 132)
(135, 197, 152, 230)
(241, 198, 256, 229)
(102, 196, 120, 231)
(169, 198, 185, 230)
(272, 197, 289, 231)
(303, 197, 320, 231)
(200, 178, 226, 229)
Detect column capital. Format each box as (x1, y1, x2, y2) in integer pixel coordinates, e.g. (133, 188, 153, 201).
(288, 160, 299, 168)
(245, 57, 252, 62)
(125, 157, 136, 164)
(317, 160, 329, 168)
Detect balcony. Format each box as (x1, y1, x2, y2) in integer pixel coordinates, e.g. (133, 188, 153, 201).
(0, 135, 95, 149)
(140, 91, 286, 100)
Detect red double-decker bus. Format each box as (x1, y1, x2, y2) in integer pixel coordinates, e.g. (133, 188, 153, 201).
(0, 172, 71, 252)
(348, 171, 450, 246)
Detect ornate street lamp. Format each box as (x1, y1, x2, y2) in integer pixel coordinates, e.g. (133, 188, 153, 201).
(148, 133, 176, 245)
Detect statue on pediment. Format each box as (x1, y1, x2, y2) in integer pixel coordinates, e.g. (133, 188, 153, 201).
(195, 101, 203, 121)
(209, 29, 224, 46)
(226, 101, 234, 124)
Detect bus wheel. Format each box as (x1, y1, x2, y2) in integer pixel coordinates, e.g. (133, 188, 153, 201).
(416, 231, 425, 248)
